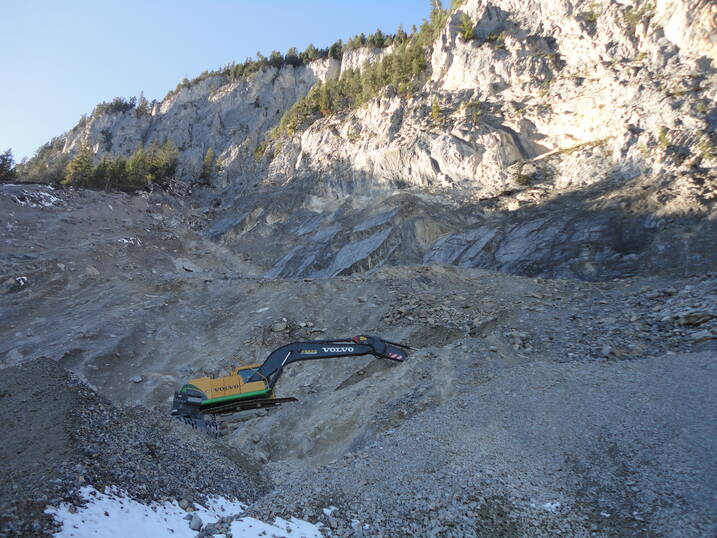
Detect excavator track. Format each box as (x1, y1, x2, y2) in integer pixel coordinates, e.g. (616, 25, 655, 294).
(174, 399, 296, 438)
(202, 397, 298, 416)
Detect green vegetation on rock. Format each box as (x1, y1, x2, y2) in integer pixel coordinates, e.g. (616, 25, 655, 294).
(63, 146, 94, 187)
(93, 97, 137, 117)
(62, 141, 178, 192)
(200, 147, 217, 182)
(458, 13, 476, 41)
(431, 96, 443, 123)
(623, 2, 655, 32)
(271, 40, 427, 137)
(255, 4, 453, 155)
(16, 137, 69, 184)
(163, 26, 407, 102)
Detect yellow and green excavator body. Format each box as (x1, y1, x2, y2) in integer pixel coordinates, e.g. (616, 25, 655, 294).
(179, 364, 269, 408)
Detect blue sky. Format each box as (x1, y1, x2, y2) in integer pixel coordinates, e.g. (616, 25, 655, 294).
(2, 0, 434, 161)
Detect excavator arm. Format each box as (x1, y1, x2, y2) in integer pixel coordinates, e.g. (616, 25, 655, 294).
(249, 335, 409, 389)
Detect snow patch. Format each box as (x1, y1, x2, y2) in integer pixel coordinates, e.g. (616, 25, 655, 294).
(10, 188, 63, 208)
(46, 486, 322, 538)
(231, 516, 324, 537)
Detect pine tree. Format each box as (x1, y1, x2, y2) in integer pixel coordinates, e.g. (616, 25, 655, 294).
(126, 146, 151, 187)
(152, 141, 178, 186)
(137, 91, 150, 115)
(318, 84, 330, 114)
(396, 24, 408, 43)
(368, 29, 386, 48)
(200, 147, 216, 182)
(302, 43, 319, 62)
(63, 146, 94, 187)
(285, 47, 301, 66)
(269, 50, 283, 68)
(92, 157, 112, 190)
(459, 13, 475, 41)
(431, 97, 442, 122)
(328, 40, 343, 60)
(0, 149, 16, 182)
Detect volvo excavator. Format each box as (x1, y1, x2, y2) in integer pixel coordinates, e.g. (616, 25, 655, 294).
(171, 335, 410, 435)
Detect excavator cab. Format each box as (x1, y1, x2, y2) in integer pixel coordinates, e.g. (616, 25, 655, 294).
(234, 366, 261, 382)
(171, 334, 411, 435)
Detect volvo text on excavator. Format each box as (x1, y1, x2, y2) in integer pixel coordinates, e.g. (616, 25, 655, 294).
(171, 335, 410, 434)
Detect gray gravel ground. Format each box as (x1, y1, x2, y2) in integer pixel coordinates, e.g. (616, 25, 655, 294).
(246, 351, 717, 537)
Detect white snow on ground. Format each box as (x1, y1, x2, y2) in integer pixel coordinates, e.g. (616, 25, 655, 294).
(530, 500, 562, 513)
(10, 187, 63, 208)
(231, 516, 324, 537)
(542, 501, 561, 513)
(46, 486, 324, 538)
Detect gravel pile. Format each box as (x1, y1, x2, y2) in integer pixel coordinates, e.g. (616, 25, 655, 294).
(0, 358, 269, 537)
(379, 272, 717, 364)
(632, 276, 717, 346)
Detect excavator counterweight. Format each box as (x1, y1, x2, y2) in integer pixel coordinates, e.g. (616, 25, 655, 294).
(171, 335, 410, 435)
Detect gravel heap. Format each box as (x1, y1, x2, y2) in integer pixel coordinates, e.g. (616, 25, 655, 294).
(0, 358, 269, 537)
(380, 272, 717, 363)
(630, 276, 717, 346)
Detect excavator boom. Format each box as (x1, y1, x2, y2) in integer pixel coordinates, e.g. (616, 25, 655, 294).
(249, 335, 408, 388)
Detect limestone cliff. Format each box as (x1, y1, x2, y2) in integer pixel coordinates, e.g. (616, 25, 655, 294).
(20, 0, 717, 281)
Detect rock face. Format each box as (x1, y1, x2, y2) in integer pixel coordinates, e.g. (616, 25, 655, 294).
(655, 0, 717, 61)
(61, 59, 341, 185)
(20, 0, 717, 282)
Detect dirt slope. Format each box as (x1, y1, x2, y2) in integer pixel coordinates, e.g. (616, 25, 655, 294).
(248, 351, 717, 536)
(0, 358, 268, 537)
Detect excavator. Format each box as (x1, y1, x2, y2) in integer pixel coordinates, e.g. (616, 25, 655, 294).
(171, 335, 410, 435)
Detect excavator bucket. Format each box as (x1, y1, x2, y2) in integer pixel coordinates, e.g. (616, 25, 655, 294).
(173, 412, 219, 437)
(353, 335, 409, 361)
